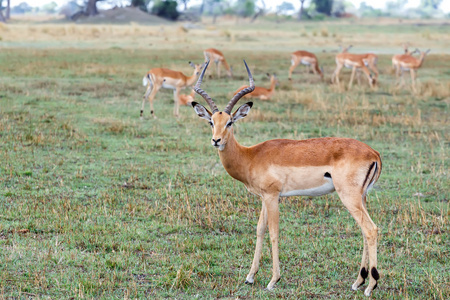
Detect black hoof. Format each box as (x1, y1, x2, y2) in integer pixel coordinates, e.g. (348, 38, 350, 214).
(244, 280, 253, 285)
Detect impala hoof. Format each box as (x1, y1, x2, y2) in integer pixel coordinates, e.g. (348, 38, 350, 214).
(364, 287, 372, 297)
(244, 280, 253, 285)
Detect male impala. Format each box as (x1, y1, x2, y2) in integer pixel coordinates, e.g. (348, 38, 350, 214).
(203, 48, 233, 78)
(233, 73, 278, 100)
(288, 50, 324, 80)
(178, 88, 195, 106)
(191, 60, 382, 296)
(396, 48, 430, 93)
(331, 51, 375, 90)
(141, 62, 204, 118)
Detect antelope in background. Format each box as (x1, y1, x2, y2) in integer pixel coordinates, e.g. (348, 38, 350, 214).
(178, 88, 196, 106)
(233, 73, 278, 100)
(288, 50, 324, 80)
(341, 45, 379, 85)
(141, 62, 204, 119)
(332, 52, 374, 90)
(191, 60, 382, 297)
(395, 48, 430, 93)
(392, 43, 417, 78)
(203, 48, 233, 78)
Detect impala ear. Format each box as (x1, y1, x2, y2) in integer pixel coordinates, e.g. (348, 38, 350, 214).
(191, 101, 212, 121)
(232, 102, 253, 123)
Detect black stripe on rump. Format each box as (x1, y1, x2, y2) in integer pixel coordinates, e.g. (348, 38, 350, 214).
(362, 162, 376, 189)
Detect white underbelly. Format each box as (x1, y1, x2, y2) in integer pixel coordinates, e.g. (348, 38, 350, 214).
(301, 59, 311, 65)
(162, 82, 176, 90)
(280, 179, 335, 197)
(401, 67, 410, 71)
(344, 63, 354, 69)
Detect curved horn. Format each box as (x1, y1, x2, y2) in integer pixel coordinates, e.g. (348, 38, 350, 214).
(194, 60, 219, 114)
(224, 60, 255, 115)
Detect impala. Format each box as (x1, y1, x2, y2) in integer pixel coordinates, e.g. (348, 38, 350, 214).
(331, 51, 375, 89)
(341, 45, 379, 84)
(396, 48, 430, 93)
(191, 60, 382, 296)
(178, 88, 195, 106)
(141, 62, 204, 118)
(288, 50, 324, 80)
(392, 44, 417, 78)
(203, 48, 233, 78)
(233, 73, 278, 100)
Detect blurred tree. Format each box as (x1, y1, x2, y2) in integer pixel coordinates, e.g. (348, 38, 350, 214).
(277, 1, 294, 14)
(298, 0, 306, 20)
(0, 0, 10, 22)
(235, 0, 256, 18)
(152, 0, 179, 20)
(86, 0, 100, 15)
(131, 0, 149, 12)
(420, 0, 442, 9)
(178, 0, 190, 11)
(313, 0, 333, 15)
(41, 1, 58, 14)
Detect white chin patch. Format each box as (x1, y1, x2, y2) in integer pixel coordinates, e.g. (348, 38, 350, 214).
(218, 144, 225, 151)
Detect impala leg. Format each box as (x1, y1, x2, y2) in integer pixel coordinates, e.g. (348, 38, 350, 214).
(356, 70, 362, 86)
(371, 64, 379, 84)
(288, 60, 299, 80)
(147, 85, 161, 119)
(352, 230, 369, 290)
(410, 69, 417, 93)
(338, 191, 379, 297)
(142, 83, 160, 119)
(216, 61, 221, 79)
(348, 67, 357, 89)
(332, 64, 343, 86)
(245, 202, 268, 285)
(265, 194, 281, 290)
(141, 85, 151, 118)
(173, 88, 181, 118)
(360, 65, 374, 89)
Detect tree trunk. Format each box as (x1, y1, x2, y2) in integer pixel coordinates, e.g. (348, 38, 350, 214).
(5, 0, 10, 19)
(0, 11, 5, 23)
(86, 0, 98, 16)
(298, 0, 305, 20)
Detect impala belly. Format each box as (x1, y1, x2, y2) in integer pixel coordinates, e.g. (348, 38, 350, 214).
(161, 78, 177, 90)
(268, 166, 335, 197)
(301, 59, 312, 66)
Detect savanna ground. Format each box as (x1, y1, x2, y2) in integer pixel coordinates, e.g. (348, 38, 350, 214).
(0, 16, 449, 299)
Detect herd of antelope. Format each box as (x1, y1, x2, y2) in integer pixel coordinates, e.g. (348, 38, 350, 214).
(141, 44, 430, 119)
(139, 44, 429, 296)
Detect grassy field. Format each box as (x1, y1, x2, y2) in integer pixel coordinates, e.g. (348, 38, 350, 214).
(0, 17, 449, 299)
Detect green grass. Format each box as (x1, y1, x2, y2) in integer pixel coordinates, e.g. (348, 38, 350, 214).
(0, 19, 449, 299)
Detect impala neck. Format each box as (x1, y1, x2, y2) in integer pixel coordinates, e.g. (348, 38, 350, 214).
(186, 70, 199, 86)
(217, 133, 249, 185)
(417, 54, 427, 68)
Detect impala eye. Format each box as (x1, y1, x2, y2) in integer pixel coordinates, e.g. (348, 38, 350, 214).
(209, 121, 214, 127)
(226, 121, 233, 128)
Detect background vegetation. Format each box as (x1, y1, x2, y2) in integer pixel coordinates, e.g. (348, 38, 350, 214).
(0, 17, 449, 298)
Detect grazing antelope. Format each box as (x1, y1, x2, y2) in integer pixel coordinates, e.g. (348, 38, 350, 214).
(288, 50, 324, 80)
(233, 73, 278, 100)
(178, 88, 196, 106)
(396, 49, 430, 93)
(203, 48, 233, 78)
(191, 60, 382, 296)
(331, 51, 375, 90)
(141, 62, 204, 119)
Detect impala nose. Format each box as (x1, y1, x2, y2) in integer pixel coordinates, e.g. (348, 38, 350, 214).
(212, 138, 221, 147)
